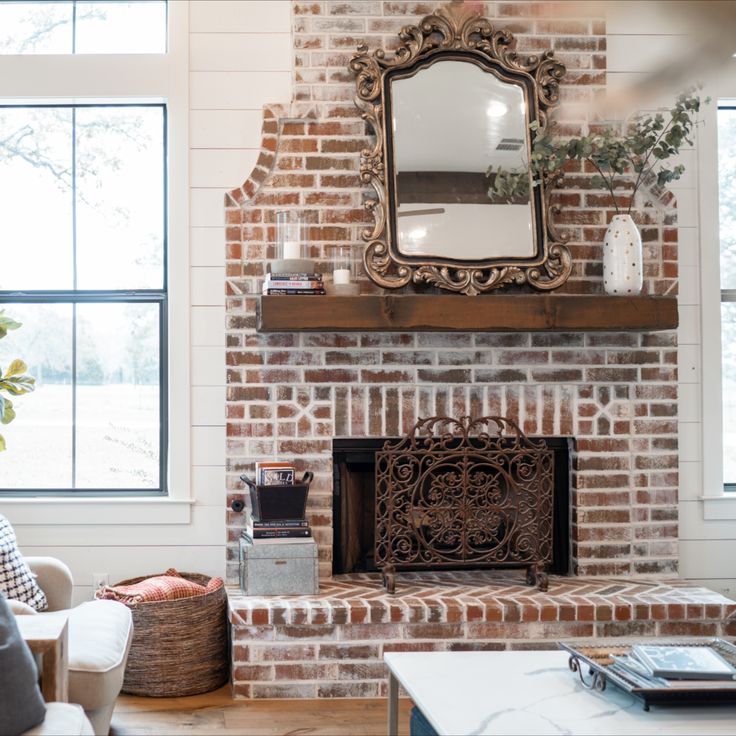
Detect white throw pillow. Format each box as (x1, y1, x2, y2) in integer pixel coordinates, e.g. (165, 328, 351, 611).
(0, 513, 47, 611)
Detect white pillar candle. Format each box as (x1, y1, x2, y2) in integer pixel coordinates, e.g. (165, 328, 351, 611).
(283, 241, 301, 260)
(333, 268, 351, 285)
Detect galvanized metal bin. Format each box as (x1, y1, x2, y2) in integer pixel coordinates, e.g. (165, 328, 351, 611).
(239, 536, 319, 596)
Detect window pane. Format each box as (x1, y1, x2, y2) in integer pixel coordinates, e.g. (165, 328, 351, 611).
(0, 107, 74, 290)
(75, 106, 165, 290)
(75, 302, 160, 489)
(723, 303, 736, 485)
(0, 303, 73, 489)
(0, 1, 73, 54)
(75, 1, 166, 54)
(0, 1, 166, 55)
(718, 107, 736, 291)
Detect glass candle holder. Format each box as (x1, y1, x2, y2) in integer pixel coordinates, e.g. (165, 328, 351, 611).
(276, 210, 305, 261)
(327, 245, 359, 295)
(272, 210, 314, 276)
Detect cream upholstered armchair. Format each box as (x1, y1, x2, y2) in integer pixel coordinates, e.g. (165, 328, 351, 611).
(9, 556, 75, 612)
(22, 704, 95, 736)
(9, 557, 133, 736)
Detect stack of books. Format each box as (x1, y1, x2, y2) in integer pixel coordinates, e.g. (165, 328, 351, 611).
(609, 644, 736, 689)
(242, 461, 312, 541)
(263, 272, 325, 295)
(244, 513, 311, 540)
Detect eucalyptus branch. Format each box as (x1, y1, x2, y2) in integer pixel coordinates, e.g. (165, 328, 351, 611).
(626, 115, 677, 215)
(587, 156, 621, 215)
(526, 88, 705, 219)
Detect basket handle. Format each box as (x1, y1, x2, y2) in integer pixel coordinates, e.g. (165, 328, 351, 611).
(239, 474, 257, 491)
(232, 474, 256, 513)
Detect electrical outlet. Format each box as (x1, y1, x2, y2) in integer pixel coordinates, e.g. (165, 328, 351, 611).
(92, 572, 109, 591)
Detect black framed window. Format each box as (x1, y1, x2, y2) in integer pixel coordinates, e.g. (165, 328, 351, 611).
(0, 103, 167, 494)
(718, 103, 736, 491)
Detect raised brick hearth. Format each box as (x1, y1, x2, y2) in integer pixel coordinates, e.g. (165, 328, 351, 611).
(228, 572, 736, 698)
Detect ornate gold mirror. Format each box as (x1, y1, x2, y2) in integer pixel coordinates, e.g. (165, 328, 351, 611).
(350, 4, 572, 295)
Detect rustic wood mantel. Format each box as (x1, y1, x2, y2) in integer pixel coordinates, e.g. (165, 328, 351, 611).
(257, 295, 678, 333)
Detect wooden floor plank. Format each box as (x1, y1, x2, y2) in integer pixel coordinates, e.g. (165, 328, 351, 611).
(111, 688, 413, 736)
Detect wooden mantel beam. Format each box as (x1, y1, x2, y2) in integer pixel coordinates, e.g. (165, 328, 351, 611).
(257, 295, 678, 333)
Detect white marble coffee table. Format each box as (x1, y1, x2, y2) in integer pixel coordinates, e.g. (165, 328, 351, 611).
(385, 650, 736, 736)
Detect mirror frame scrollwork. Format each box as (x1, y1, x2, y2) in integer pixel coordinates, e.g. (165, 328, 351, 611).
(349, 3, 572, 295)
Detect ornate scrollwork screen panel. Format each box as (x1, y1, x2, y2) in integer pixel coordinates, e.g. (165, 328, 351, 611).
(350, 3, 572, 294)
(375, 416, 554, 592)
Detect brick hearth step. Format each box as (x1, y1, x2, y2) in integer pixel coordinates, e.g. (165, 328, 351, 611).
(228, 572, 736, 699)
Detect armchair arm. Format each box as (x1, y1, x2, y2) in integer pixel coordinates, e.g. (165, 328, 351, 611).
(24, 557, 73, 612)
(7, 598, 37, 615)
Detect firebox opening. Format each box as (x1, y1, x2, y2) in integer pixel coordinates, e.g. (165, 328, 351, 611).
(332, 436, 573, 577)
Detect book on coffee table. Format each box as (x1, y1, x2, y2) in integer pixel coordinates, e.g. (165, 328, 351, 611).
(631, 645, 736, 680)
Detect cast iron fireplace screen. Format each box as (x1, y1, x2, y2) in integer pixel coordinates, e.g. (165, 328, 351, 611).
(375, 416, 554, 593)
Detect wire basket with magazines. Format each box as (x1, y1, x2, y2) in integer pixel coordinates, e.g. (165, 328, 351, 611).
(237, 471, 312, 522)
(559, 639, 736, 710)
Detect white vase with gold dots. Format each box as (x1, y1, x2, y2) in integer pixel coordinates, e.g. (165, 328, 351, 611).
(602, 214, 643, 295)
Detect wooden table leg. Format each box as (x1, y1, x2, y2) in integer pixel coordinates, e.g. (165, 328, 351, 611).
(388, 671, 399, 736)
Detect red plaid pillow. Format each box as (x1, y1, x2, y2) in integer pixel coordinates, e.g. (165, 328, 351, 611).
(96, 568, 223, 604)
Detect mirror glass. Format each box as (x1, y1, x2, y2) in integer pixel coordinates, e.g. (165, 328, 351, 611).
(391, 59, 534, 261)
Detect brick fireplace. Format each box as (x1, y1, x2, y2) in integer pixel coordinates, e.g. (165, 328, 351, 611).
(225, 0, 679, 582)
(222, 0, 734, 700)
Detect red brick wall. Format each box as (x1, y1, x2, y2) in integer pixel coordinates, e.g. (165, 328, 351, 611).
(224, 1, 679, 583)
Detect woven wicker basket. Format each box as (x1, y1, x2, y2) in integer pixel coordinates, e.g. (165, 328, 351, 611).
(117, 572, 229, 697)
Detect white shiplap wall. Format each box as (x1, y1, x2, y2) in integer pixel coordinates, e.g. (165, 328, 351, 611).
(607, 2, 736, 597)
(6, 1, 292, 604)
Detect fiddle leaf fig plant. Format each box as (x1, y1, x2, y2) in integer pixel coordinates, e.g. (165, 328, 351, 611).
(0, 310, 35, 452)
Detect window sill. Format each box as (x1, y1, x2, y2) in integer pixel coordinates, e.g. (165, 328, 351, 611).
(701, 495, 736, 520)
(0, 496, 195, 525)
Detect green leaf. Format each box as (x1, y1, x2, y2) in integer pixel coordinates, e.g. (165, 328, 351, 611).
(0, 433, 6, 452)
(0, 395, 15, 425)
(0, 311, 22, 340)
(4, 359, 28, 378)
(590, 175, 606, 189)
(0, 374, 35, 396)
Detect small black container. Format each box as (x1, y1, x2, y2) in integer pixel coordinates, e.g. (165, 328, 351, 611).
(236, 471, 313, 521)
